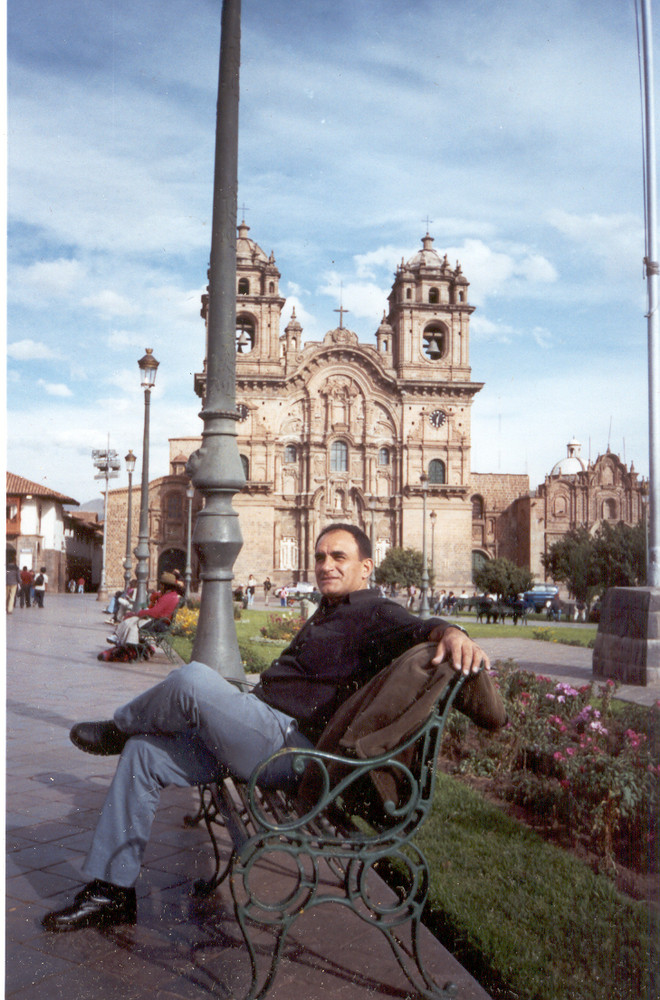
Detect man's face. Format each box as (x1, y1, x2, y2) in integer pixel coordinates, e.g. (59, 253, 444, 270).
(314, 530, 373, 601)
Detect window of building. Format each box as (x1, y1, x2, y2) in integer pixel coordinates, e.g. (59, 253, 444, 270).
(330, 440, 348, 472)
(240, 454, 249, 479)
(268, 281, 275, 293)
(471, 494, 484, 519)
(422, 323, 446, 360)
(236, 315, 255, 353)
(378, 447, 390, 466)
(284, 444, 297, 464)
(280, 536, 298, 571)
(166, 493, 182, 519)
(603, 498, 617, 520)
(238, 278, 249, 295)
(429, 287, 439, 304)
(428, 459, 446, 484)
(406, 288, 412, 300)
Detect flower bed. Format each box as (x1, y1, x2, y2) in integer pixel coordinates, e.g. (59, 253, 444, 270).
(259, 613, 306, 642)
(442, 660, 659, 873)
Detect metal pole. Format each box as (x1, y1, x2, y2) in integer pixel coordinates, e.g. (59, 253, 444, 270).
(134, 388, 152, 609)
(185, 488, 194, 603)
(641, 0, 660, 586)
(369, 497, 376, 588)
(419, 475, 430, 619)
(97, 472, 109, 602)
(123, 466, 134, 591)
(188, 0, 246, 678)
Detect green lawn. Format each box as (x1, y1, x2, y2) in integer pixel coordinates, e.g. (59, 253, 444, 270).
(416, 773, 658, 1000)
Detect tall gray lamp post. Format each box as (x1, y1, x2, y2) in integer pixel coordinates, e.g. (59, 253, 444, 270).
(184, 484, 195, 603)
(186, 0, 247, 680)
(419, 474, 431, 619)
(123, 449, 136, 591)
(134, 349, 159, 610)
(430, 509, 437, 584)
(369, 496, 376, 587)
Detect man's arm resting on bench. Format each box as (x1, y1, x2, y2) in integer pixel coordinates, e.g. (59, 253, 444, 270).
(428, 624, 490, 676)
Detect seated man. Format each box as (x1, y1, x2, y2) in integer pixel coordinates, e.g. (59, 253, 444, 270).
(43, 523, 489, 933)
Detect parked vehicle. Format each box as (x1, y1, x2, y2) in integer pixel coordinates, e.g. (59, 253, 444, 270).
(523, 584, 559, 613)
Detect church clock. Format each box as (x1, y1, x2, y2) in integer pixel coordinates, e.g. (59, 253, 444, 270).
(429, 409, 447, 428)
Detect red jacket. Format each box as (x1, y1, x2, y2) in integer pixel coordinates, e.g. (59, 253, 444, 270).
(136, 589, 180, 622)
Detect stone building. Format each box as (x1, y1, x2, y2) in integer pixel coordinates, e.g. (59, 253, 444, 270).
(195, 224, 483, 589)
(103, 228, 646, 595)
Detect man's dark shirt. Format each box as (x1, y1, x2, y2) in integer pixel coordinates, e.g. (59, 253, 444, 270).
(253, 589, 451, 742)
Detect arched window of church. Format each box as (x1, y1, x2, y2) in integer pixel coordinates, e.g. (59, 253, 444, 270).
(428, 459, 446, 484)
(284, 444, 297, 464)
(422, 323, 447, 360)
(459, 291, 465, 302)
(429, 287, 439, 304)
(166, 493, 182, 519)
(471, 494, 484, 519)
(554, 496, 567, 517)
(378, 447, 390, 466)
(238, 278, 249, 295)
(236, 315, 255, 353)
(240, 454, 249, 480)
(602, 498, 617, 520)
(269, 281, 275, 293)
(330, 440, 348, 472)
(406, 288, 412, 300)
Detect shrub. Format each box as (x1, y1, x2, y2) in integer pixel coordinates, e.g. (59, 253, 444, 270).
(259, 613, 305, 642)
(171, 606, 199, 639)
(442, 661, 659, 871)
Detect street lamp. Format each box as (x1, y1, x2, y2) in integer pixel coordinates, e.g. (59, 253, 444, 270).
(123, 449, 136, 592)
(369, 495, 376, 588)
(419, 473, 430, 619)
(430, 509, 437, 587)
(185, 483, 195, 602)
(134, 348, 159, 609)
(92, 441, 121, 601)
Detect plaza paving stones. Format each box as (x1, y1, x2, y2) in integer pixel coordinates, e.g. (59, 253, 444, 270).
(6, 595, 492, 999)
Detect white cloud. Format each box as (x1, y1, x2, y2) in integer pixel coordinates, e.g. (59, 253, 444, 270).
(7, 339, 57, 360)
(547, 210, 643, 274)
(81, 289, 139, 318)
(10, 258, 86, 304)
(37, 379, 73, 397)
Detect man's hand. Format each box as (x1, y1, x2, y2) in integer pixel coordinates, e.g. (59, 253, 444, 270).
(428, 625, 489, 676)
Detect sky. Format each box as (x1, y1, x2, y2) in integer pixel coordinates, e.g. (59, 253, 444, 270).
(6, 0, 658, 506)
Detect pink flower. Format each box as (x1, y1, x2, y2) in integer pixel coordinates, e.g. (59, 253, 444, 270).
(565, 747, 575, 757)
(553, 751, 565, 761)
(560, 779, 570, 789)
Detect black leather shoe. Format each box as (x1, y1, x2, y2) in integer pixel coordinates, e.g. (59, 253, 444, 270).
(42, 880, 136, 932)
(69, 720, 129, 756)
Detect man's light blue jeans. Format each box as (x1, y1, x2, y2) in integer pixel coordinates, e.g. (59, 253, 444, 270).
(83, 661, 296, 888)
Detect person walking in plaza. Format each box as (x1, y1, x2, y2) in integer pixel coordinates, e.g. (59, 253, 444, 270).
(19, 566, 34, 608)
(279, 584, 288, 607)
(6, 562, 21, 614)
(42, 523, 491, 933)
(33, 567, 48, 609)
(246, 574, 257, 607)
(263, 576, 272, 605)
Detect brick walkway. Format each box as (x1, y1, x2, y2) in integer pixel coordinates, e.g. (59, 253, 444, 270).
(6, 595, 492, 1000)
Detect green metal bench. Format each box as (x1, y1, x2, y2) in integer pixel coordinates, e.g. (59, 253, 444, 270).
(186, 667, 467, 1000)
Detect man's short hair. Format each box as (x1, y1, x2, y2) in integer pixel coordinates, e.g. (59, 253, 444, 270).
(315, 523, 372, 560)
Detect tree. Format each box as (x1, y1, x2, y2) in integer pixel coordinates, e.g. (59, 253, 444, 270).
(542, 527, 596, 602)
(542, 522, 646, 600)
(375, 547, 434, 590)
(473, 558, 533, 601)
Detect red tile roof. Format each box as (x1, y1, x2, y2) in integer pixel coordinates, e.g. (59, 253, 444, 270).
(6, 472, 79, 506)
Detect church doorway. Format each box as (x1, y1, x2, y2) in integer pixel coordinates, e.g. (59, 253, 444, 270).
(158, 548, 186, 579)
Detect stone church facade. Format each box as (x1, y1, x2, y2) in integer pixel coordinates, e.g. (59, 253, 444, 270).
(103, 226, 646, 595)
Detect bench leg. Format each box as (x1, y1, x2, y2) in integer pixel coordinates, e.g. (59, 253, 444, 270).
(188, 784, 234, 897)
(346, 848, 458, 1000)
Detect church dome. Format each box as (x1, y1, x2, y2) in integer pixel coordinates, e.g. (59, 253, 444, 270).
(405, 232, 443, 270)
(236, 220, 268, 263)
(551, 438, 586, 476)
